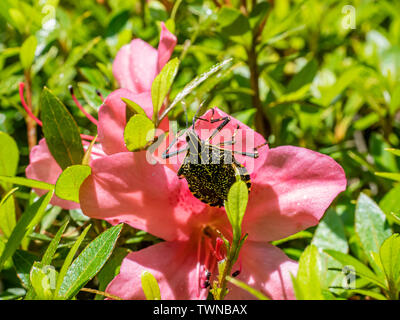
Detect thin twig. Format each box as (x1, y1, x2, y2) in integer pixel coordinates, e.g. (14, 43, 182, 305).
(80, 288, 123, 300)
(24, 71, 37, 150)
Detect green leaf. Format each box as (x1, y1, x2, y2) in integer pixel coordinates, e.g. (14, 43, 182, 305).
(141, 270, 161, 300)
(312, 209, 348, 253)
(249, 2, 270, 30)
(13, 250, 39, 289)
(48, 38, 100, 90)
(0, 192, 53, 271)
(320, 66, 363, 106)
(347, 289, 387, 300)
(224, 180, 248, 240)
(55, 165, 91, 203)
(379, 234, 400, 295)
(324, 249, 386, 289)
(0, 188, 17, 238)
(79, 67, 107, 88)
(0, 132, 19, 191)
(40, 87, 84, 170)
(58, 224, 123, 299)
(353, 113, 380, 131)
(20, 35, 37, 70)
(41, 218, 69, 266)
(294, 245, 324, 300)
(124, 114, 155, 152)
(78, 82, 108, 111)
(355, 193, 392, 260)
(312, 209, 348, 293)
(390, 211, 400, 225)
(151, 57, 180, 121)
(165, 18, 175, 34)
(8, 8, 25, 33)
(122, 98, 147, 116)
(82, 135, 98, 166)
(384, 148, 400, 157)
(226, 276, 270, 300)
(370, 134, 398, 172)
(105, 9, 130, 38)
(30, 262, 57, 300)
(271, 230, 313, 246)
(375, 172, 400, 182)
(160, 58, 232, 120)
(0, 176, 54, 191)
(218, 7, 251, 46)
(286, 59, 318, 93)
(379, 184, 400, 221)
(96, 247, 129, 299)
(54, 224, 91, 298)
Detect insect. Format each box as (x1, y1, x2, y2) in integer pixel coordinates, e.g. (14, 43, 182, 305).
(162, 106, 266, 207)
(201, 269, 212, 289)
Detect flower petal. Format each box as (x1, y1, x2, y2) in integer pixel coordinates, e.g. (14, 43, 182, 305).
(106, 241, 203, 300)
(25, 139, 80, 210)
(243, 146, 347, 242)
(112, 22, 177, 94)
(79, 151, 198, 241)
(98, 89, 154, 155)
(227, 241, 298, 300)
(112, 39, 158, 94)
(194, 108, 268, 175)
(157, 22, 177, 72)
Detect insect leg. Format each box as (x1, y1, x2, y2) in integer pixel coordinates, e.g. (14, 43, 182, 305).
(162, 129, 188, 159)
(191, 100, 208, 128)
(221, 141, 268, 159)
(206, 116, 231, 142)
(163, 146, 189, 159)
(216, 124, 240, 146)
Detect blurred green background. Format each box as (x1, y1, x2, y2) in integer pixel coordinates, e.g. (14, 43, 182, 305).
(1, 0, 400, 300)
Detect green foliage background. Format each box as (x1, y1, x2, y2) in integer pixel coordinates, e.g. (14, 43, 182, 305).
(1, 0, 400, 300)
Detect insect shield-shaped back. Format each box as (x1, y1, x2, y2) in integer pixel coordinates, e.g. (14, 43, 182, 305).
(177, 132, 250, 207)
(163, 108, 259, 207)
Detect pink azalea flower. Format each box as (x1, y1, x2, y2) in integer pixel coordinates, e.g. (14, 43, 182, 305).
(79, 108, 347, 300)
(26, 138, 105, 210)
(100, 22, 176, 155)
(112, 22, 177, 94)
(24, 22, 176, 208)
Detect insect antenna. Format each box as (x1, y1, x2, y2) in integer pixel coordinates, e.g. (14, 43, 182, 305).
(181, 101, 189, 129)
(192, 100, 207, 129)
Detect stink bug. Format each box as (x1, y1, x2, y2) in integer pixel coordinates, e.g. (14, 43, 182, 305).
(162, 107, 266, 207)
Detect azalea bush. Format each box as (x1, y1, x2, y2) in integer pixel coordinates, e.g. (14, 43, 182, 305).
(1, 0, 400, 301)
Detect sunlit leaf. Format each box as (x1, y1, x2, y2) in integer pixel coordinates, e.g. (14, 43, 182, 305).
(58, 224, 122, 299)
(0, 192, 53, 271)
(124, 114, 155, 152)
(55, 165, 91, 202)
(20, 35, 37, 70)
(224, 180, 248, 240)
(151, 57, 180, 121)
(0, 132, 19, 191)
(40, 87, 84, 170)
(355, 193, 392, 260)
(293, 245, 324, 300)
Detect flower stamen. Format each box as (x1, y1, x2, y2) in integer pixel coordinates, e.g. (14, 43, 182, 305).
(96, 89, 104, 102)
(68, 85, 98, 126)
(196, 231, 203, 298)
(19, 82, 42, 126)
